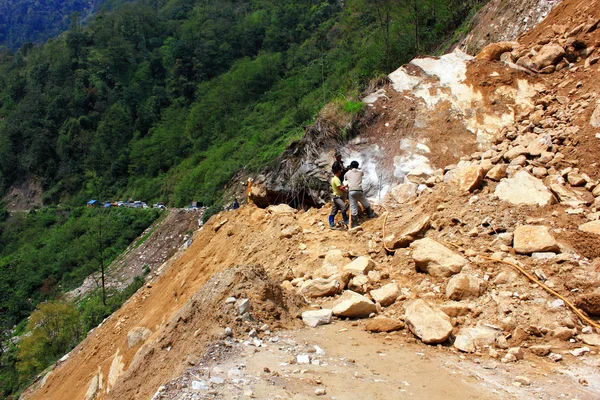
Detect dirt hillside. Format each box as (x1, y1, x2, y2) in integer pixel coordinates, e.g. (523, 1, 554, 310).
(21, 0, 600, 398)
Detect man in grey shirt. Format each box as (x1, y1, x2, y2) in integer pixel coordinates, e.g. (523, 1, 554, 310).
(344, 161, 375, 227)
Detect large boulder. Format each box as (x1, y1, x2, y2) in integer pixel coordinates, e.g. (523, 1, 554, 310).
(513, 225, 559, 254)
(452, 166, 485, 192)
(384, 214, 430, 250)
(495, 170, 556, 206)
(531, 44, 565, 69)
(579, 220, 600, 235)
(454, 325, 504, 353)
(370, 283, 400, 306)
(405, 300, 453, 344)
(446, 274, 485, 301)
(332, 290, 377, 318)
(410, 238, 467, 278)
(364, 317, 404, 333)
(343, 256, 375, 276)
(302, 309, 333, 327)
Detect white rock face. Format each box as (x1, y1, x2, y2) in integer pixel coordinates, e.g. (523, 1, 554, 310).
(495, 170, 556, 206)
(332, 291, 377, 318)
(404, 299, 453, 344)
(370, 283, 400, 307)
(107, 349, 124, 392)
(302, 309, 333, 327)
(513, 225, 559, 254)
(343, 256, 375, 276)
(446, 274, 485, 301)
(410, 238, 467, 277)
(127, 326, 152, 349)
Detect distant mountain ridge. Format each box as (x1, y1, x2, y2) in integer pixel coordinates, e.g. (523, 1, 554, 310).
(0, 0, 124, 50)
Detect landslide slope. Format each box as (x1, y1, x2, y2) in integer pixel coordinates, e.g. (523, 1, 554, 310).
(23, 0, 600, 398)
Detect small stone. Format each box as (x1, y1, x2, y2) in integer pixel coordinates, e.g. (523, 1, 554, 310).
(370, 283, 400, 306)
(192, 380, 208, 391)
(225, 297, 236, 304)
(364, 317, 404, 333)
(343, 257, 375, 276)
(514, 376, 531, 386)
(552, 327, 575, 341)
(486, 164, 508, 181)
(332, 291, 377, 318)
(236, 299, 250, 315)
(445, 274, 485, 301)
(225, 327, 232, 337)
(513, 225, 559, 254)
(302, 309, 333, 328)
(297, 354, 310, 364)
(507, 347, 524, 360)
(548, 353, 562, 362)
(529, 345, 552, 357)
(571, 347, 591, 357)
(315, 388, 326, 396)
(209, 376, 225, 385)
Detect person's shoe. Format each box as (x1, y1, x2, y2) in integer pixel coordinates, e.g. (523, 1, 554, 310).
(351, 220, 360, 229)
(366, 207, 376, 218)
(330, 225, 342, 230)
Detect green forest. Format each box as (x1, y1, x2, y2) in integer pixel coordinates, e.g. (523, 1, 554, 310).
(0, 0, 486, 397)
(0, 206, 159, 397)
(0, 0, 483, 209)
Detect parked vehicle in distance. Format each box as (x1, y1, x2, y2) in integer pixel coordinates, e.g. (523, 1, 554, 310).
(153, 202, 166, 210)
(103, 202, 112, 208)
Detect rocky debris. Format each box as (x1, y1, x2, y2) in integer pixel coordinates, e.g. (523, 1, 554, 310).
(531, 44, 565, 69)
(384, 214, 430, 250)
(266, 204, 297, 215)
(439, 301, 471, 317)
(298, 277, 342, 298)
(370, 283, 400, 306)
(552, 327, 576, 341)
(486, 164, 507, 181)
(390, 181, 418, 204)
(235, 298, 250, 315)
(446, 274, 485, 301)
(579, 334, 600, 347)
(332, 290, 377, 318)
(404, 299, 453, 345)
(548, 353, 563, 362)
(127, 327, 152, 349)
(302, 309, 333, 328)
(317, 249, 351, 278)
(495, 171, 556, 206)
(475, 41, 520, 61)
(364, 317, 404, 333)
(574, 293, 600, 316)
(452, 166, 485, 192)
(348, 275, 370, 294)
(502, 347, 524, 363)
(579, 220, 600, 235)
(571, 347, 591, 357)
(343, 256, 375, 276)
(454, 325, 504, 353)
(529, 344, 552, 357)
(513, 225, 559, 254)
(514, 376, 531, 386)
(411, 238, 467, 278)
(549, 183, 593, 207)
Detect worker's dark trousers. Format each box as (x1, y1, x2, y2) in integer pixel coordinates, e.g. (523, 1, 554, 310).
(329, 196, 348, 226)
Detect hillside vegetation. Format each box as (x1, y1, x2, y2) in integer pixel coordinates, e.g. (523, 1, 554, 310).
(0, 0, 483, 208)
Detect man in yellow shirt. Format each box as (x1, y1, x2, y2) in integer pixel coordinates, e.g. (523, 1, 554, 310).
(329, 165, 349, 229)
